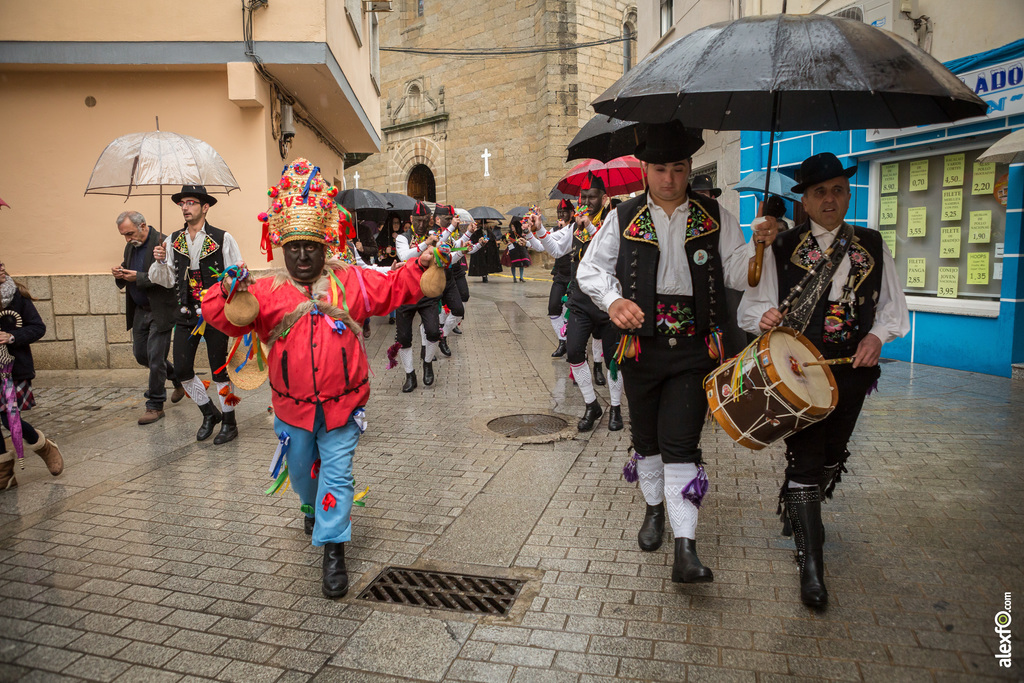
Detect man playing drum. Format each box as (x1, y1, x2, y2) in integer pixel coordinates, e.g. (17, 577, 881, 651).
(739, 152, 909, 608)
(577, 121, 777, 583)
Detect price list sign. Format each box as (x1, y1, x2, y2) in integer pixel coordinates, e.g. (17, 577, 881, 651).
(906, 258, 926, 288)
(909, 160, 929, 191)
(967, 252, 989, 285)
(907, 207, 927, 237)
(880, 163, 899, 194)
(969, 211, 991, 243)
(879, 195, 898, 225)
(941, 189, 963, 221)
(939, 226, 961, 258)
(972, 162, 996, 195)
(943, 153, 965, 187)
(880, 229, 897, 257)
(937, 267, 959, 298)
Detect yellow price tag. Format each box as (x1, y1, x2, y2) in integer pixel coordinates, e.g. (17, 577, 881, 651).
(909, 160, 929, 191)
(937, 267, 958, 298)
(943, 153, 965, 187)
(939, 226, 961, 258)
(972, 162, 996, 195)
(879, 195, 898, 226)
(880, 229, 897, 257)
(906, 257, 926, 288)
(967, 252, 989, 285)
(880, 163, 899, 194)
(907, 207, 927, 237)
(968, 211, 991, 243)
(941, 189, 962, 221)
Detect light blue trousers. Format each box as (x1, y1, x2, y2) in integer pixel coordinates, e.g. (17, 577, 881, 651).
(274, 406, 360, 547)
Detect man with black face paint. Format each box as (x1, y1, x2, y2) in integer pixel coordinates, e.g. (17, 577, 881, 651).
(203, 159, 435, 599)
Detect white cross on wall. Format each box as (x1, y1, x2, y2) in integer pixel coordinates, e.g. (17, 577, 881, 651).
(353, 171, 360, 188)
(482, 149, 491, 177)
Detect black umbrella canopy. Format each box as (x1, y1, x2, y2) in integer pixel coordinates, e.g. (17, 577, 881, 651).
(593, 13, 987, 131)
(566, 114, 643, 162)
(506, 206, 531, 218)
(548, 186, 578, 201)
(468, 206, 504, 220)
(337, 188, 388, 212)
(382, 192, 418, 214)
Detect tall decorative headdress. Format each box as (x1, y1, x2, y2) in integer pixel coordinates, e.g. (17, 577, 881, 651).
(257, 159, 353, 261)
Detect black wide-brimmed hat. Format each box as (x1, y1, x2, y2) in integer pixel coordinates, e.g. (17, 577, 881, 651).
(791, 153, 857, 193)
(634, 121, 704, 164)
(690, 173, 721, 198)
(171, 184, 218, 206)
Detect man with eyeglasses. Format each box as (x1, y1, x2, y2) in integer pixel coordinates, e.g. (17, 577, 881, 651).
(151, 185, 245, 444)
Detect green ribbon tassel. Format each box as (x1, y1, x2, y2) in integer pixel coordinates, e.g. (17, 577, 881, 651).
(265, 465, 289, 495)
(300, 503, 314, 515)
(609, 358, 619, 382)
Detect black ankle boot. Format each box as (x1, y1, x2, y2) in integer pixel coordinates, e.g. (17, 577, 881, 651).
(551, 340, 567, 358)
(671, 538, 714, 583)
(423, 361, 435, 386)
(784, 488, 828, 608)
(593, 362, 606, 386)
(402, 371, 417, 393)
(577, 401, 603, 431)
(213, 411, 238, 444)
(637, 502, 665, 551)
(196, 402, 222, 441)
(607, 406, 623, 431)
(304, 515, 315, 536)
(438, 337, 452, 357)
(322, 542, 349, 598)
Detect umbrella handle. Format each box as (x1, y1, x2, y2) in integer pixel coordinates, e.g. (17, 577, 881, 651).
(748, 242, 765, 287)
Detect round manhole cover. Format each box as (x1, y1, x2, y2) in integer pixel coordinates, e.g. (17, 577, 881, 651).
(487, 413, 569, 438)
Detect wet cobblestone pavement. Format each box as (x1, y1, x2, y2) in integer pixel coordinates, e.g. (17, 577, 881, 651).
(1, 269, 1022, 682)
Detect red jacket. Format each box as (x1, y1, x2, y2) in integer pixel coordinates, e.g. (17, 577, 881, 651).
(202, 262, 426, 431)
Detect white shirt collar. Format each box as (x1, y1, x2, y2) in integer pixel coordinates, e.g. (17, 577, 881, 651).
(810, 220, 843, 238)
(646, 195, 690, 220)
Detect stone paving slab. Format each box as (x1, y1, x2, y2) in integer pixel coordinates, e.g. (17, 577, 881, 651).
(1, 269, 1022, 682)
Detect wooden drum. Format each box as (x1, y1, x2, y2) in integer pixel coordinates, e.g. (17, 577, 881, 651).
(704, 327, 838, 450)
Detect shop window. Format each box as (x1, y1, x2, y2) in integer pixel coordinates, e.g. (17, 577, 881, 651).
(872, 147, 1009, 305)
(660, 0, 673, 37)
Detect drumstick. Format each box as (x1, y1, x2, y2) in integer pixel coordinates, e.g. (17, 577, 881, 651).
(802, 357, 853, 367)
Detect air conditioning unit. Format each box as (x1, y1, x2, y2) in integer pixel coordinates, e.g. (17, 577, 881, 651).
(364, 1, 393, 11)
(829, 0, 917, 43)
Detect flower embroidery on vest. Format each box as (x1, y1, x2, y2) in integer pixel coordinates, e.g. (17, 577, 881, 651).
(622, 205, 658, 245)
(790, 230, 875, 290)
(655, 300, 696, 336)
(685, 200, 719, 243)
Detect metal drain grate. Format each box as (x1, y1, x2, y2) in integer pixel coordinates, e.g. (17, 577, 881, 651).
(487, 413, 568, 438)
(357, 567, 525, 616)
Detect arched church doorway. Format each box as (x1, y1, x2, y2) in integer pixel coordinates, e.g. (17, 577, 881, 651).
(407, 164, 436, 202)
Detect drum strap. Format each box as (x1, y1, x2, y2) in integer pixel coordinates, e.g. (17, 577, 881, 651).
(782, 224, 854, 334)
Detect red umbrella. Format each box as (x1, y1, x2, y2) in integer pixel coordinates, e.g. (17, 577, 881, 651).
(0, 197, 9, 209)
(556, 156, 645, 197)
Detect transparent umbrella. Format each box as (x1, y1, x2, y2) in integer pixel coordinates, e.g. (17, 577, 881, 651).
(85, 128, 240, 234)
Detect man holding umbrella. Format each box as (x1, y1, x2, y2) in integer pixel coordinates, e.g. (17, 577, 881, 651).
(151, 185, 245, 444)
(739, 152, 909, 608)
(577, 121, 777, 583)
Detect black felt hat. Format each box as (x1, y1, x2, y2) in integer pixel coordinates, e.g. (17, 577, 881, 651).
(634, 121, 704, 164)
(412, 201, 431, 216)
(690, 173, 721, 198)
(171, 184, 217, 207)
(791, 153, 857, 193)
(433, 203, 455, 217)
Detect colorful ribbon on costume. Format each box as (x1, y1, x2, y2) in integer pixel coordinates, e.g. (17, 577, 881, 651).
(681, 465, 709, 508)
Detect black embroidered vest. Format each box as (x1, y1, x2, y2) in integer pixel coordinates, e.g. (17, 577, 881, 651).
(170, 224, 226, 315)
(773, 222, 884, 358)
(614, 192, 728, 340)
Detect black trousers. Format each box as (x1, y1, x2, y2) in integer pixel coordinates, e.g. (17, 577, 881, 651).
(548, 280, 568, 318)
(783, 363, 881, 484)
(131, 310, 175, 410)
(395, 297, 441, 348)
(621, 334, 715, 464)
(453, 266, 470, 303)
(441, 274, 466, 318)
(173, 321, 230, 383)
(565, 290, 614, 365)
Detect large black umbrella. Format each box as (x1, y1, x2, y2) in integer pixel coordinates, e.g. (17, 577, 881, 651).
(506, 206, 531, 219)
(382, 192, 417, 214)
(592, 13, 987, 284)
(469, 206, 504, 221)
(548, 186, 577, 201)
(566, 114, 642, 163)
(338, 188, 387, 212)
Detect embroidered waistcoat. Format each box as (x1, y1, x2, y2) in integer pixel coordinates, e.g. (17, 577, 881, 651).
(170, 224, 226, 314)
(614, 192, 727, 339)
(773, 222, 884, 357)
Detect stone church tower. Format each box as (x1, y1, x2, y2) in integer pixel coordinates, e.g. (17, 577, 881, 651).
(353, 0, 637, 216)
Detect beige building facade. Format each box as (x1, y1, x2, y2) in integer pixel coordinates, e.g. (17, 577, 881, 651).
(634, 0, 1024, 219)
(352, 0, 637, 217)
(0, 0, 382, 369)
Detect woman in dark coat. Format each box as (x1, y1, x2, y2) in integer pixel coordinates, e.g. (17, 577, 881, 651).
(468, 220, 503, 282)
(506, 219, 531, 283)
(375, 213, 406, 323)
(0, 262, 63, 489)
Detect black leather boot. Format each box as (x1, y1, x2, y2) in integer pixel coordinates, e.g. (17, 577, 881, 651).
(551, 340, 567, 358)
(637, 502, 665, 552)
(671, 538, 714, 583)
(196, 402, 222, 441)
(784, 487, 828, 608)
(577, 401, 603, 431)
(423, 361, 435, 386)
(304, 516, 315, 536)
(607, 406, 623, 431)
(452, 325, 462, 334)
(213, 411, 238, 444)
(402, 372, 417, 393)
(438, 337, 452, 357)
(322, 542, 349, 598)
(593, 362, 606, 386)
